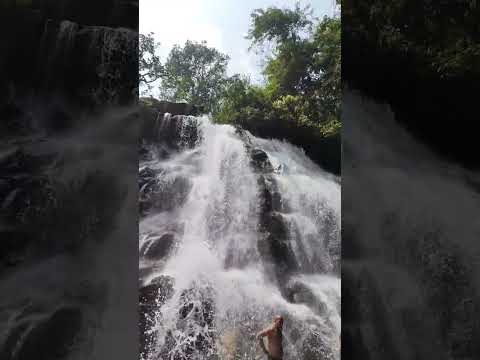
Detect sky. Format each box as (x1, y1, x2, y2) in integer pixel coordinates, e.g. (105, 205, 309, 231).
(139, 0, 336, 85)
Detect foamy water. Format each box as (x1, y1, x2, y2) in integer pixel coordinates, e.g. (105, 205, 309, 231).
(140, 115, 341, 360)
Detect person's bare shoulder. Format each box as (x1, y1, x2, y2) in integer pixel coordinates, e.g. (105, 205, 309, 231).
(257, 324, 275, 338)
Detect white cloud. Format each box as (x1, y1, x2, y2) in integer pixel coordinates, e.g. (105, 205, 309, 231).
(140, 0, 224, 59)
(140, 0, 334, 84)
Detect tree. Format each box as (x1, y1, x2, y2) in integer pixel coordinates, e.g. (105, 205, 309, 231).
(309, 16, 341, 120)
(213, 4, 341, 174)
(160, 40, 230, 113)
(246, 4, 341, 124)
(247, 3, 313, 46)
(139, 33, 164, 92)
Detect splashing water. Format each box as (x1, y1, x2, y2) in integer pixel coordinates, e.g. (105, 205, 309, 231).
(140, 115, 340, 360)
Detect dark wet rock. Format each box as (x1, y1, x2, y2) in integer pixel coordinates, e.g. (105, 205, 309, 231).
(139, 275, 174, 306)
(234, 126, 253, 148)
(4, 8, 137, 106)
(139, 175, 191, 216)
(286, 281, 317, 304)
(140, 101, 201, 147)
(142, 233, 175, 260)
(156, 115, 200, 149)
(10, 307, 83, 360)
(139, 166, 156, 178)
(140, 98, 199, 116)
(285, 280, 329, 317)
(266, 212, 288, 239)
(138, 166, 160, 190)
(178, 286, 215, 327)
(256, 172, 298, 282)
(250, 148, 273, 172)
(257, 175, 273, 214)
(258, 212, 298, 278)
(140, 143, 170, 162)
(251, 148, 268, 163)
(257, 175, 284, 215)
(139, 275, 175, 360)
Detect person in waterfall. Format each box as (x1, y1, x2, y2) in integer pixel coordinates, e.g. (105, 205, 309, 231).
(256, 315, 284, 360)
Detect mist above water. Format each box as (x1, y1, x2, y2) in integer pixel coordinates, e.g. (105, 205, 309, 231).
(342, 90, 480, 359)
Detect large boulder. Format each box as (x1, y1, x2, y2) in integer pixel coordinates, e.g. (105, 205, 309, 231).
(140, 98, 199, 116)
(138, 166, 160, 190)
(250, 148, 273, 173)
(139, 275, 175, 306)
(140, 233, 176, 260)
(258, 212, 298, 279)
(2, 307, 83, 360)
(139, 173, 191, 216)
(257, 175, 284, 215)
(140, 109, 201, 149)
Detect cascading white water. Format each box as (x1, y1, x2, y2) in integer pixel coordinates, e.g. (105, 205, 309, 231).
(140, 115, 340, 360)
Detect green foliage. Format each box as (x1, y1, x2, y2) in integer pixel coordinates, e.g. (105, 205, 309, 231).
(215, 5, 341, 171)
(140, 3, 341, 172)
(311, 16, 341, 119)
(139, 33, 164, 92)
(215, 76, 272, 129)
(343, 0, 480, 79)
(246, 5, 340, 123)
(247, 3, 313, 45)
(161, 40, 230, 113)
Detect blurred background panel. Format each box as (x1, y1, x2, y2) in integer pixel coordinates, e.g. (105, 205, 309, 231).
(0, 1, 139, 360)
(342, 1, 480, 359)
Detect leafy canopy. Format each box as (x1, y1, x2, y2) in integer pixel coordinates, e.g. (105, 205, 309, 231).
(139, 32, 164, 92)
(214, 4, 341, 173)
(161, 40, 229, 113)
(218, 4, 341, 126)
(247, 3, 313, 46)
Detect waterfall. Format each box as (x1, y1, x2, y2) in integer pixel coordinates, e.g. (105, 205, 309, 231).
(140, 115, 341, 360)
(36, 19, 138, 104)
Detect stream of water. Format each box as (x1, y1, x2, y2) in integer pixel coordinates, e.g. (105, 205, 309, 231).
(139, 115, 340, 360)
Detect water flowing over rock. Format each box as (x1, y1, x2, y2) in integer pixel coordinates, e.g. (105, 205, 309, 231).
(140, 114, 341, 360)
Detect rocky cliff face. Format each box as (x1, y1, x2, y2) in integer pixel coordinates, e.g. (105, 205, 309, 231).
(2, 19, 137, 108)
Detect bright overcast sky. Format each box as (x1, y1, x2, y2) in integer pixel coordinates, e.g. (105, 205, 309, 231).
(140, 0, 336, 84)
